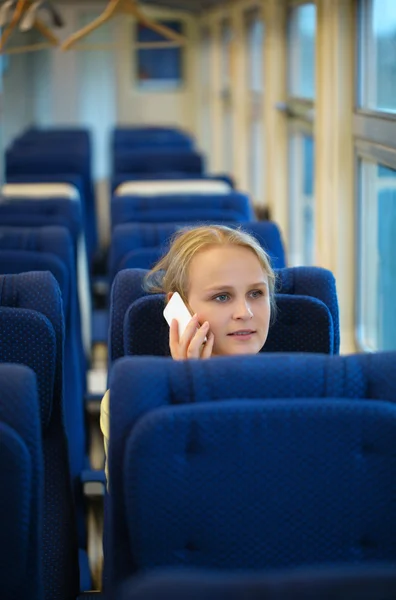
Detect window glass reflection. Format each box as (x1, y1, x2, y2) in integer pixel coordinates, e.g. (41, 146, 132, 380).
(360, 0, 396, 112)
(288, 3, 316, 99)
(358, 160, 396, 350)
(289, 134, 315, 266)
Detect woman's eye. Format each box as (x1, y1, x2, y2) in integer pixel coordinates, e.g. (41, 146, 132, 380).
(214, 294, 229, 302)
(250, 290, 264, 299)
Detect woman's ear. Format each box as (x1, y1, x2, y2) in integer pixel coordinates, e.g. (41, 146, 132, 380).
(166, 292, 174, 304)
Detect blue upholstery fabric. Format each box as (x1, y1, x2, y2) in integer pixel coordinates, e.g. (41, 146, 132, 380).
(108, 352, 396, 584)
(0, 227, 87, 490)
(113, 563, 396, 600)
(108, 267, 339, 363)
(0, 364, 43, 600)
(112, 126, 195, 151)
(123, 294, 333, 356)
(0, 198, 91, 352)
(16, 126, 91, 144)
(276, 266, 339, 353)
(0, 197, 82, 244)
(5, 132, 96, 258)
(0, 272, 79, 600)
(111, 193, 255, 229)
(113, 149, 204, 177)
(109, 221, 286, 282)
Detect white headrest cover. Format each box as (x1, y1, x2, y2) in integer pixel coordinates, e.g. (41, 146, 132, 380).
(115, 180, 231, 196)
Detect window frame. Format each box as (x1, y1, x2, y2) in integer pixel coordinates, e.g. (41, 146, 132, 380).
(133, 19, 185, 92)
(286, 0, 317, 106)
(354, 141, 396, 352)
(283, 0, 316, 266)
(354, 0, 396, 351)
(244, 6, 265, 204)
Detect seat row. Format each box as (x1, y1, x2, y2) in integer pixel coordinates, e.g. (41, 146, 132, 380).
(3, 347, 396, 598)
(1, 124, 387, 600)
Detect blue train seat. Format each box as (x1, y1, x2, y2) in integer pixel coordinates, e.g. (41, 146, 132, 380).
(0, 363, 44, 600)
(5, 140, 97, 260)
(0, 273, 80, 599)
(123, 293, 333, 356)
(113, 149, 204, 178)
(107, 351, 396, 584)
(0, 227, 87, 476)
(109, 221, 286, 282)
(112, 563, 396, 600)
(111, 193, 255, 229)
(0, 195, 92, 358)
(112, 126, 195, 152)
(108, 266, 339, 363)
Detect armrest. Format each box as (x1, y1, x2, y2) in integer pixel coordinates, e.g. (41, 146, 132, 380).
(81, 469, 106, 498)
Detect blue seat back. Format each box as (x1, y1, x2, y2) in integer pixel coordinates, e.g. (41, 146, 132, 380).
(109, 267, 339, 363)
(5, 145, 96, 257)
(112, 126, 194, 151)
(0, 198, 92, 357)
(0, 197, 82, 241)
(123, 293, 333, 356)
(113, 149, 204, 177)
(111, 193, 255, 229)
(109, 221, 286, 282)
(0, 272, 79, 599)
(0, 227, 86, 483)
(113, 563, 396, 600)
(0, 363, 43, 600)
(108, 352, 396, 583)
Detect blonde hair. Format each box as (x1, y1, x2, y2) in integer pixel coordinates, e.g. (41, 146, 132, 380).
(144, 225, 276, 317)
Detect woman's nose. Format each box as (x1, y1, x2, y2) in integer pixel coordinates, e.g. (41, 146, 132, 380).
(233, 300, 253, 320)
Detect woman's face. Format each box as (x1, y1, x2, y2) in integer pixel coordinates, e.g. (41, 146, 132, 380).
(186, 245, 271, 356)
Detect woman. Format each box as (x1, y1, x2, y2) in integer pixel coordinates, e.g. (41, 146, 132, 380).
(101, 225, 276, 482)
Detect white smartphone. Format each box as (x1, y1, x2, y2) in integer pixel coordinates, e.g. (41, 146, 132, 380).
(163, 292, 194, 339)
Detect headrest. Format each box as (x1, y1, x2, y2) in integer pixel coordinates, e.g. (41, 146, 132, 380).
(123, 293, 333, 356)
(2, 183, 79, 200)
(115, 180, 231, 196)
(113, 149, 204, 176)
(110, 221, 286, 279)
(111, 194, 255, 227)
(0, 252, 69, 317)
(0, 198, 82, 240)
(0, 308, 55, 432)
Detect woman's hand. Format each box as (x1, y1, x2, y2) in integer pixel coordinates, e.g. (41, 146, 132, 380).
(169, 314, 215, 360)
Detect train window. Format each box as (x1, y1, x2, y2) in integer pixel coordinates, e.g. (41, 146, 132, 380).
(246, 14, 264, 203)
(357, 159, 396, 351)
(221, 20, 233, 174)
(288, 3, 316, 100)
(359, 0, 396, 113)
(288, 132, 315, 266)
(200, 27, 212, 161)
(135, 20, 184, 90)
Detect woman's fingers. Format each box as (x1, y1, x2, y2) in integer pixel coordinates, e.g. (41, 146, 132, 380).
(178, 314, 200, 354)
(201, 330, 215, 359)
(186, 321, 210, 357)
(169, 315, 213, 360)
(170, 314, 200, 360)
(169, 318, 181, 358)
